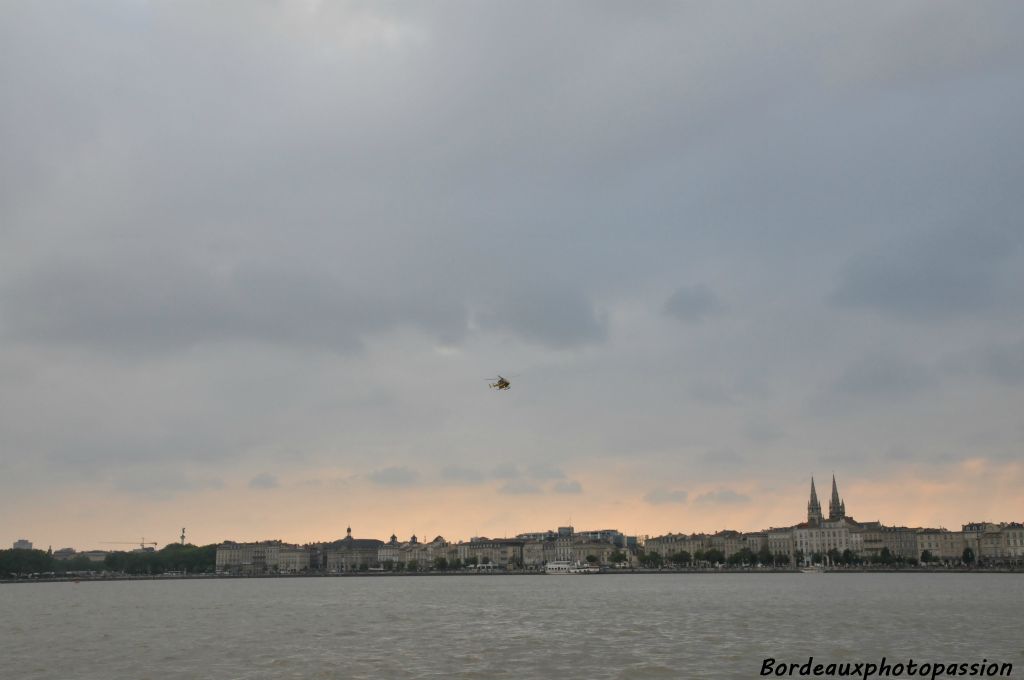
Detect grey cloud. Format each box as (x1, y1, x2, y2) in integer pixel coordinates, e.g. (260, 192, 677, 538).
(828, 353, 936, 400)
(498, 480, 542, 495)
(644, 488, 688, 505)
(830, 225, 1023, 321)
(491, 463, 521, 480)
(699, 448, 746, 467)
(475, 284, 606, 349)
(664, 285, 722, 323)
(742, 423, 785, 444)
(0, 255, 468, 355)
(368, 466, 420, 487)
(440, 465, 485, 484)
(694, 489, 750, 505)
(526, 463, 566, 480)
(297, 476, 353, 489)
(248, 473, 279, 490)
(688, 382, 737, 406)
(552, 480, 582, 494)
(442, 463, 565, 484)
(967, 339, 1024, 386)
(1, 2, 1023, 519)
(112, 471, 223, 497)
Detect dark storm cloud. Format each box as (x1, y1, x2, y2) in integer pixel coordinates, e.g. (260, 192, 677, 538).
(664, 285, 722, 323)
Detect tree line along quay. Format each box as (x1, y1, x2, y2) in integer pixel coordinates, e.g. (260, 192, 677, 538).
(5, 476, 1022, 579)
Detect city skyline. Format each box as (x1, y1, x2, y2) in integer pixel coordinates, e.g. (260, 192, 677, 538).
(9, 471, 1021, 552)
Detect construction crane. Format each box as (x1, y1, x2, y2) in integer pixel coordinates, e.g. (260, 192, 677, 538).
(101, 538, 158, 551)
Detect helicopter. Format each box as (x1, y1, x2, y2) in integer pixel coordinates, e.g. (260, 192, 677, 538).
(486, 375, 512, 390)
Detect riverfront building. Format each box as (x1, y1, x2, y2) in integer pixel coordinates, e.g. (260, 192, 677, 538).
(322, 527, 384, 572)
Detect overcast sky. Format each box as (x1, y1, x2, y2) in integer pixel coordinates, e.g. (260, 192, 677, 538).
(2, 1, 1022, 549)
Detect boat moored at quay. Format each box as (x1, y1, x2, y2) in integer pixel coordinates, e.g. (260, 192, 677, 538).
(544, 560, 600, 574)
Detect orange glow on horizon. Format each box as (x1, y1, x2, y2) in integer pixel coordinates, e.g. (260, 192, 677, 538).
(7, 460, 1022, 551)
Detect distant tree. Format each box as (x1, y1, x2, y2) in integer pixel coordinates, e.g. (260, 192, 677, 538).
(774, 553, 790, 566)
(841, 549, 856, 566)
(382, 559, 395, 571)
(0, 549, 54, 576)
(394, 561, 405, 572)
(99, 543, 216, 576)
(728, 548, 756, 567)
(450, 558, 463, 570)
(464, 556, 478, 567)
(669, 551, 691, 567)
(433, 557, 449, 571)
(639, 552, 663, 569)
(585, 554, 598, 565)
(879, 547, 894, 565)
(693, 550, 706, 564)
(826, 548, 842, 566)
(757, 545, 773, 566)
(920, 550, 934, 564)
(609, 550, 627, 565)
(794, 549, 805, 566)
(703, 548, 725, 565)
(406, 560, 418, 572)
(811, 552, 824, 566)
(962, 547, 975, 565)
(59, 555, 97, 573)
(480, 556, 491, 565)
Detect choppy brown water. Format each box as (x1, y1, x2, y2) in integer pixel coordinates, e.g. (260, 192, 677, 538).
(1, 574, 1021, 679)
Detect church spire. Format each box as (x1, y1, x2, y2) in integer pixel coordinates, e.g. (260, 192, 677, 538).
(807, 477, 823, 523)
(829, 475, 845, 520)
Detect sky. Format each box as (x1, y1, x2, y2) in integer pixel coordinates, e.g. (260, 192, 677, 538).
(1, 1, 1023, 551)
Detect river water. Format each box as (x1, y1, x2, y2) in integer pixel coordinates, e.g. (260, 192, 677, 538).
(1, 574, 1021, 679)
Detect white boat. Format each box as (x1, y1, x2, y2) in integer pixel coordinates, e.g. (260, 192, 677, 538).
(545, 560, 600, 575)
(800, 565, 825, 573)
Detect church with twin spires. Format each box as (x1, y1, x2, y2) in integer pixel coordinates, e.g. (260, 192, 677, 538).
(807, 475, 846, 524)
(792, 474, 870, 564)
